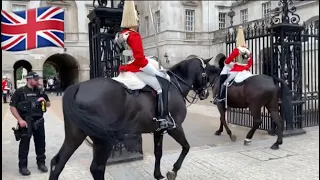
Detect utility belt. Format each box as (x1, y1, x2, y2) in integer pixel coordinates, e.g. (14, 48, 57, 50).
(12, 100, 46, 141)
(12, 117, 44, 141)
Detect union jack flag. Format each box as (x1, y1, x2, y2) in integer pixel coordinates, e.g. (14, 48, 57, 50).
(1, 6, 64, 52)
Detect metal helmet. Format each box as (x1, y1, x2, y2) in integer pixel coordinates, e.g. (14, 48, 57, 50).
(236, 26, 246, 47)
(121, 0, 139, 28)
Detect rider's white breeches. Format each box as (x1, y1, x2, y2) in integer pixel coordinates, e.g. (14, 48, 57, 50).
(224, 72, 239, 85)
(135, 72, 162, 94)
(220, 66, 231, 75)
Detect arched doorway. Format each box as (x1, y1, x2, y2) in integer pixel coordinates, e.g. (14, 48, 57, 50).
(43, 53, 79, 90)
(214, 53, 226, 68)
(13, 60, 32, 89)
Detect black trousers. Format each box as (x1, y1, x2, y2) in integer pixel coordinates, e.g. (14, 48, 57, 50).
(56, 88, 62, 96)
(18, 118, 46, 168)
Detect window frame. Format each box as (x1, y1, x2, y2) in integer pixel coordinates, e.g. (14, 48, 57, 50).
(145, 16, 149, 36)
(240, 8, 248, 23)
(218, 12, 226, 30)
(262, 2, 271, 18)
(185, 9, 195, 32)
(155, 10, 160, 33)
(11, 3, 28, 12)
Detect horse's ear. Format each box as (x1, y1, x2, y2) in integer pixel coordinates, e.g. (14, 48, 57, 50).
(203, 57, 213, 64)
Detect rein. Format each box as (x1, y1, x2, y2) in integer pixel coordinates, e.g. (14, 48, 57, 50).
(167, 69, 209, 106)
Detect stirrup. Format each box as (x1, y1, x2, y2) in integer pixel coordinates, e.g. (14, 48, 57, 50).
(214, 98, 225, 103)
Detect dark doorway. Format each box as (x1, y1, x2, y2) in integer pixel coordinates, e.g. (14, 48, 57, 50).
(43, 53, 79, 90)
(13, 60, 32, 89)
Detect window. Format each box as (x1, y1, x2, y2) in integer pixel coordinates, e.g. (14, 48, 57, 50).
(155, 10, 160, 33)
(12, 4, 27, 11)
(145, 16, 149, 36)
(262, 2, 271, 18)
(185, 9, 195, 32)
(240, 9, 248, 23)
(315, 20, 319, 34)
(218, 12, 226, 30)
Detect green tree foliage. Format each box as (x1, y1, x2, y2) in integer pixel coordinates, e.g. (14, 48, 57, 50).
(43, 63, 57, 79)
(15, 67, 23, 80)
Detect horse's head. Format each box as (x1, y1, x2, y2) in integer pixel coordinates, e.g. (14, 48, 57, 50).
(170, 57, 213, 100)
(205, 64, 222, 94)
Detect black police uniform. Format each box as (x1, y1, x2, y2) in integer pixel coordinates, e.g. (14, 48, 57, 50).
(10, 85, 50, 171)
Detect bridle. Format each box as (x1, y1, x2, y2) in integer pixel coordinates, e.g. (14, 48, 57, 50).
(167, 58, 210, 105)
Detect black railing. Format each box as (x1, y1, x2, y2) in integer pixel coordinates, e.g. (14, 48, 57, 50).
(226, 0, 319, 135)
(87, 0, 143, 164)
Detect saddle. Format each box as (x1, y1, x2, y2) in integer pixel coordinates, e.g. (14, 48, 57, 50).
(112, 56, 168, 95)
(227, 70, 255, 87)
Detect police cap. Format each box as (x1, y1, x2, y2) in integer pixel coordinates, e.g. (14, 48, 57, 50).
(25, 72, 41, 80)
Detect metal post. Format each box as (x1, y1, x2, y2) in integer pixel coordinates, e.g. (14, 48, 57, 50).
(270, 0, 306, 136)
(87, 0, 144, 164)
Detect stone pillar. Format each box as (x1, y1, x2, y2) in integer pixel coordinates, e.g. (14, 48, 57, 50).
(78, 67, 90, 82)
(2, 69, 14, 81)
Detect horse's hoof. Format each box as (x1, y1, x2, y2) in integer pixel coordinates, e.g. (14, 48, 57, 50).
(230, 135, 237, 142)
(270, 144, 279, 150)
(166, 170, 177, 180)
(214, 131, 222, 136)
(244, 139, 251, 146)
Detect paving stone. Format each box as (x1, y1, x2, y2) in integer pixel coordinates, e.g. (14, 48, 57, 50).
(2, 104, 319, 180)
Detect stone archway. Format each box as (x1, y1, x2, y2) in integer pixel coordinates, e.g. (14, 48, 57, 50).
(43, 53, 79, 90)
(214, 53, 226, 69)
(13, 60, 33, 89)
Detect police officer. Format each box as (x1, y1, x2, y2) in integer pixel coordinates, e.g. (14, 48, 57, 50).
(9, 72, 50, 176)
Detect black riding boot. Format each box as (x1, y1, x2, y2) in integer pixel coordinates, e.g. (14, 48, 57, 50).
(155, 76, 176, 131)
(214, 74, 228, 104)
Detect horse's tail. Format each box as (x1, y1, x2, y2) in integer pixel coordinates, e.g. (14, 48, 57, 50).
(62, 83, 113, 140)
(273, 77, 293, 124)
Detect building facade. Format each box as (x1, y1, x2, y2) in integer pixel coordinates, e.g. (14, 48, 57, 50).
(2, 0, 318, 88)
(136, 0, 319, 66)
(1, 0, 108, 88)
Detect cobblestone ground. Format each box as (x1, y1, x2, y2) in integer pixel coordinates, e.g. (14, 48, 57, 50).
(2, 102, 319, 180)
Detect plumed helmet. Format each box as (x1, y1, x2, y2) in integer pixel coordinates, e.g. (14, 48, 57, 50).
(236, 26, 246, 47)
(121, 0, 139, 28)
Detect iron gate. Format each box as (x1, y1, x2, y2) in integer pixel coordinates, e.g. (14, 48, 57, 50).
(226, 0, 319, 135)
(87, 0, 143, 165)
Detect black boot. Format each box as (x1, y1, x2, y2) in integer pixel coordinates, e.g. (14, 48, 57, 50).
(19, 167, 31, 176)
(37, 163, 48, 172)
(155, 76, 176, 131)
(214, 74, 228, 104)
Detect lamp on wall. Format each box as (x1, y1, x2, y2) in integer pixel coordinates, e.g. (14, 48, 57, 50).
(228, 8, 235, 27)
(164, 53, 169, 64)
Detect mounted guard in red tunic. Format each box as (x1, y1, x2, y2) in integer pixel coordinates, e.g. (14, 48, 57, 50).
(214, 26, 253, 103)
(113, 0, 175, 131)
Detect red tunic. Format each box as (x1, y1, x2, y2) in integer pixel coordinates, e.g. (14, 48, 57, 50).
(2, 80, 7, 91)
(225, 46, 253, 72)
(118, 29, 149, 72)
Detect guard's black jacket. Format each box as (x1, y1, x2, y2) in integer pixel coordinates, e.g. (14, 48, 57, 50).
(10, 85, 50, 168)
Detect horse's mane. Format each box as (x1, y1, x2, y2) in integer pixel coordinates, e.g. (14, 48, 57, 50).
(169, 58, 194, 78)
(206, 64, 221, 75)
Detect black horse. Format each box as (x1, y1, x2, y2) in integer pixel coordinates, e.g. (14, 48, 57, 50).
(49, 57, 218, 180)
(207, 64, 292, 150)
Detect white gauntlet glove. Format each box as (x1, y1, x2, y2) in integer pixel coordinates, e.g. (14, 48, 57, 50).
(225, 62, 235, 69)
(140, 64, 170, 81)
